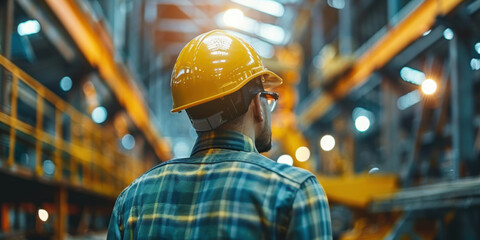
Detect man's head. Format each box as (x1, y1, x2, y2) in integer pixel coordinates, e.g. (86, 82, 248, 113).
(170, 30, 282, 152)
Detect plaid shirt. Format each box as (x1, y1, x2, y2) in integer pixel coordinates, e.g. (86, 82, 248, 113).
(107, 131, 332, 239)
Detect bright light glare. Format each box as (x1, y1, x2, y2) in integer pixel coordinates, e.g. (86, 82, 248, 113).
(38, 209, 49, 222)
(231, 0, 285, 17)
(60, 76, 72, 92)
(443, 28, 454, 40)
(475, 43, 480, 55)
(320, 135, 335, 151)
(355, 116, 370, 132)
(471, 58, 480, 71)
(217, 13, 285, 45)
(277, 154, 293, 166)
(421, 79, 437, 95)
(121, 134, 135, 150)
(397, 90, 421, 110)
(368, 167, 379, 174)
(17, 20, 41, 36)
(327, 0, 345, 9)
(400, 67, 425, 85)
(223, 9, 244, 27)
(295, 146, 310, 162)
(91, 106, 107, 124)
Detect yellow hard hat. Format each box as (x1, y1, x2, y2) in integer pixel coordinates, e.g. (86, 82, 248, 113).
(171, 30, 283, 113)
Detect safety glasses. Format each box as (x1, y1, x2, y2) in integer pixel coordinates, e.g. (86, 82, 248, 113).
(258, 91, 279, 112)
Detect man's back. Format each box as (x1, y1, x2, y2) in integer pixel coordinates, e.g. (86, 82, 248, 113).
(108, 131, 332, 239)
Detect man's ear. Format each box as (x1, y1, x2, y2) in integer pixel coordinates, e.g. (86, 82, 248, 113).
(252, 93, 264, 122)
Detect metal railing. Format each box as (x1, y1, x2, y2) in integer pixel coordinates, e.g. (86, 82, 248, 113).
(0, 54, 150, 197)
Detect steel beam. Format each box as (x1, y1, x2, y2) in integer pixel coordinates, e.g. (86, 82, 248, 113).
(449, 25, 475, 177)
(54, 187, 67, 240)
(381, 79, 400, 172)
(299, 0, 464, 127)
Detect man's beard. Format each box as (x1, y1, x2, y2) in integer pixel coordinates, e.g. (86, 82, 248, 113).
(255, 123, 271, 153)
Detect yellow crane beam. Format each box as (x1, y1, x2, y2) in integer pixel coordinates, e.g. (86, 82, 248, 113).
(300, 0, 464, 126)
(45, 0, 171, 161)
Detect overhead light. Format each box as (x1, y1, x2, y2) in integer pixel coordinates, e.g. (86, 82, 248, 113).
(327, 0, 345, 9)
(121, 134, 135, 150)
(352, 107, 374, 133)
(355, 116, 371, 132)
(320, 135, 335, 152)
(221, 11, 257, 34)
(277, 154, 293, 166)
(91, 106, 107, 124)
(217, 12, 286, 45)
(368, 167, 380, 174)
(231, 0, 285, 17)
(295, 146, 310, 162)
(223, 8, 244, 27)
(38, 209, 49, 222)
(400, 67, 425, 85)
(443, 28, 454, 40)
(60, 76, 72, 92)
(471, 58, 480, 71)
(397, 90, 421, 110)
(17, 20, 41, 36)
(421, 79, 437, 95)
(475, 42, 480, 55)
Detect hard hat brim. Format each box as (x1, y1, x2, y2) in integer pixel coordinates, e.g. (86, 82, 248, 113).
(171, 69, 282, 113)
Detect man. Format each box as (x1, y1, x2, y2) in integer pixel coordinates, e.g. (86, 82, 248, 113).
(107, 30, 332, 239)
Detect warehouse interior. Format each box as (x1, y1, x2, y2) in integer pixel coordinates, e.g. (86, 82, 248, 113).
(0, 0, 479, 239)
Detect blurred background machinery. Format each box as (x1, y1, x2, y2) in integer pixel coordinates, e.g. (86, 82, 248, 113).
(0, 0, 479, 239)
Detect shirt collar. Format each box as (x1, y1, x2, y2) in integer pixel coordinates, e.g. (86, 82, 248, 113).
(191, 130, 258, 156)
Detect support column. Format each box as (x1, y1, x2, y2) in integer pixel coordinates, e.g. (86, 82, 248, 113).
(381, 79, 400, 172)
(339, 0, 352, 55)
(54, 187, 67, 240)
(0, 0, 14, 110)
(311, 1, 324, 55)
(449, 28, 475, 178)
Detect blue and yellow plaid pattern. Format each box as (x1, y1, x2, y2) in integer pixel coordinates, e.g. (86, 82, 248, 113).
(107, 131, 332, 239)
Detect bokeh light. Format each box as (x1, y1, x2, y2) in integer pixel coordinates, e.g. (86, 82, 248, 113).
(91, 106, 107, 123)
(277, 154, 293, 166)
(355, 116, 371, 132)
(295, 146, 310, 162)
(320, 135, 335, 151)
(38, 209, 49, 222)
(421, 79, 437, 95)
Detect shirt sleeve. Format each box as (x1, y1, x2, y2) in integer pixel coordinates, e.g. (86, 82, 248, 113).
(107, 192, 125, 240)
(286, 176, 332, 240)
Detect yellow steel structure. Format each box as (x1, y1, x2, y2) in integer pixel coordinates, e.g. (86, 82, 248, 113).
(0, 54, 148, 196)
(300, 0, 464, 126)
(317, 174, 397, 208)
(44, 0, 171, 161)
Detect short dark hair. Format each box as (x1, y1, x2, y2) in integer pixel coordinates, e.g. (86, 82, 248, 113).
(186, 77, 264, 130)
